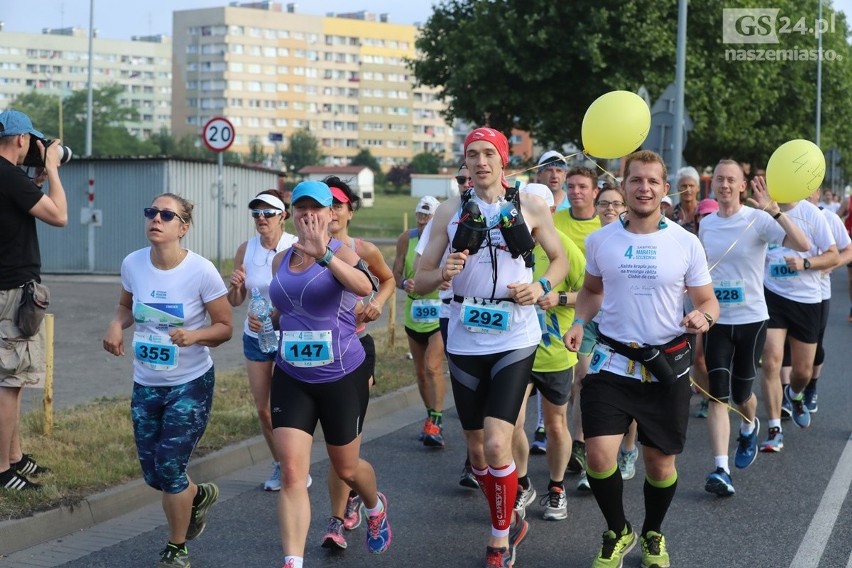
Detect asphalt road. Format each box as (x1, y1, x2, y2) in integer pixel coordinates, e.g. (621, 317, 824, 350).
(16, 272, 852, 567)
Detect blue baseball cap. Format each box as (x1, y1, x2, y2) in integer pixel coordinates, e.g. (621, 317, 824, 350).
(0, 109, 44, 138)
(291, 180, 333, 207)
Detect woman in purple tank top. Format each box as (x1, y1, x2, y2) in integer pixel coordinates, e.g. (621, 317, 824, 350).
(253, 181, 392, 567)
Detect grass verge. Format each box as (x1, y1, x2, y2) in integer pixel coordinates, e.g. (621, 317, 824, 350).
(2, 323, 414, 521)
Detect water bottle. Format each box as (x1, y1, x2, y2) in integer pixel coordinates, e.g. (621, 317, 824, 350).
(249, 288, 277, 353)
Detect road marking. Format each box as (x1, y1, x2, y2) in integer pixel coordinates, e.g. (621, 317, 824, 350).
(790, 431, 852, 568)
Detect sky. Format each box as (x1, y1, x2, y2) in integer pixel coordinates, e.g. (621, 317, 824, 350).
(2, 1, 850, 39)
(0, 1, 439, 39)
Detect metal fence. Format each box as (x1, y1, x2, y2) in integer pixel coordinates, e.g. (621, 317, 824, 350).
(37, 157, 280, 273)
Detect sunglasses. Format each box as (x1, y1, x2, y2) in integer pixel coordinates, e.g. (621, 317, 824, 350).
(455, 175, 469, 185)
(251, 209, 281, 219)
(144, 207, 186, 223)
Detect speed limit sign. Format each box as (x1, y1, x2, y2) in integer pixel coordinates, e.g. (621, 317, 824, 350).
(202, 117, 235, 152)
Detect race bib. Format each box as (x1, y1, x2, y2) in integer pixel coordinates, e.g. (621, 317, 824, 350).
(460, 297, 511, 334)
(589, 343, 612, 373)
(714, 279, 745, 305)
(281, 330, 333, 368)
(769, 263, 799, 279)
(132, 332, 178, 371)
(411, 299, 441, 323)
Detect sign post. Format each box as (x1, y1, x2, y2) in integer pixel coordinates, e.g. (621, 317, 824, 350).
(202, 117, 235, 268)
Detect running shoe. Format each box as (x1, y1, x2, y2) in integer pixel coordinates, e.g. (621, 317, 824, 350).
(12, 454, 51, 477)
(158, 543, 189, 567)
(422, 420, 446, 448)
(804, 386, 818, 413)
(417, 418, 430, 442)
(781, 396, 792, 420)
(321, 516, 347, 550)
(513, 480, 536, 517)
(734, 417, 760, 470)
(567, 440, 586, 474)
(509, 512, 529, 547)
(695, 399, 709, 419)
(530, 427, 547, 455)
(343, 493, 363, 530)
(540, 486, 568, 521)
(759, 427, 784, 453)
(0, 469, 41, 491)
(186, 482, 218, 540)
(704, 467, 735, 497)
(784, 385, 811, 428)
(365, 492, 392, 554)
(592, 523, 637, 568)
(264, 461, 281, 492)
(640, 531, 671, 568)
(485, 545, 515, 568)
(618, 447, 639, 480)
(459, 462, 479, 490)
(577, 471, 591, 492)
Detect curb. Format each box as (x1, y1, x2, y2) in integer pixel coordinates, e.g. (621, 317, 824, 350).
(0, 381, 430, 557)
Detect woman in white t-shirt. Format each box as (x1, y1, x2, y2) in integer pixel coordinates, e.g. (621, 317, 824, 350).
(226, 189, 297, 492)
(102, 193, 232, 568)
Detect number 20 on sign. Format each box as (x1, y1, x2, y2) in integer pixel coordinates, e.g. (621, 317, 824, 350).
(202, 117, 235, 152)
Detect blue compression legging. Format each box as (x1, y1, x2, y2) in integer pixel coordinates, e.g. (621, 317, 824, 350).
(131, 367, 215, 494)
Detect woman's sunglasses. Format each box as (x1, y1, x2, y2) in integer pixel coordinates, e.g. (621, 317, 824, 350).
(144, 207, 186, 223)
(455, 175, 469, 185)
(251, 209, 281, 219)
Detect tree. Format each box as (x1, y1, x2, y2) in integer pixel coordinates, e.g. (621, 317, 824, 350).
(281, 128, 322, 173)
(8, 84, 160, 156)
(350, 147, 387, 187)
(412, 0, 852, 172)
(246, 136, 266, 165)
(409, 152, 442, 174)
(386, 164, 412, 193)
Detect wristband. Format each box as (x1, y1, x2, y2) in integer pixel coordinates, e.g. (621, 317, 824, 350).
(772, 211, 782, 220)
(316, 246, 334, 267)
(399, 278, 407, 290)
(572, 318, 586, 327)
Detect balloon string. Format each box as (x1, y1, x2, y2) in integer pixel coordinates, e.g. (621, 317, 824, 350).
(690, 378, 752, 424)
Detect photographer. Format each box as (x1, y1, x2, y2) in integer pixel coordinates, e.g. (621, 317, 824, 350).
(0, 109, 68, 491)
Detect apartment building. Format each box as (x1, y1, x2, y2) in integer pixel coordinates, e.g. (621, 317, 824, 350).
(0, 26, 172, 138)
(172, 2, 453, 168)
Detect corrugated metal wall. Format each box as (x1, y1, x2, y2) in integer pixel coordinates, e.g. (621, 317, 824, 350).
(37, 158, 279, 274)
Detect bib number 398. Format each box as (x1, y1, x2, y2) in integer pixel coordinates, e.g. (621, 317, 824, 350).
(281, 330, 333, 368)
(461, 298, 511, 334)
(411, 299, 441, 323)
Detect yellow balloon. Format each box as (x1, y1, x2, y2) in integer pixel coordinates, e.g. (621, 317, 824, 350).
(765, 139, 826, 203)
(582, 91, 651, 159)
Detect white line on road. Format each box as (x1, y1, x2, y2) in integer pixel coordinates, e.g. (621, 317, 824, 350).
(790, 431, 852, 568)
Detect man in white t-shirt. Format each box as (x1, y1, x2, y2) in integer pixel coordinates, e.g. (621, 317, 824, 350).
(698, 161, 809, 497)
(565, 150, 718, 568)
(759, 196, 838, 450)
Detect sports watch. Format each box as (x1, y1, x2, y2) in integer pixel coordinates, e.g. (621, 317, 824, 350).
(538, 277, 552, 295)
(803, 258, 811, 270)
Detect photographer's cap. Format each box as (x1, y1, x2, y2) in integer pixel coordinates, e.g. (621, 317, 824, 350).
(0, 109, 44, 138)
(415, 196, 440, 215)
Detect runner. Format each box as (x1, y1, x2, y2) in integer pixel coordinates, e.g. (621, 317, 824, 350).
(102, 193, 232, 568)
(510, 183, 585, 523)
(317, 176, 395, 551)
(564, 150, 719, 568)
(264, 180, 391, 568)
(416, 127, 568, 567)
(393, 196, 446, 448)
(698, 164, 808, 497)
(227, 189, 297, 492)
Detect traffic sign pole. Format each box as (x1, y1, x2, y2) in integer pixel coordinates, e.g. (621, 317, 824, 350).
(202, 117, 236, 269)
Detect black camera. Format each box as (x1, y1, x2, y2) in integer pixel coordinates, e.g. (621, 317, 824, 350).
(23, 137, 72, 167)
